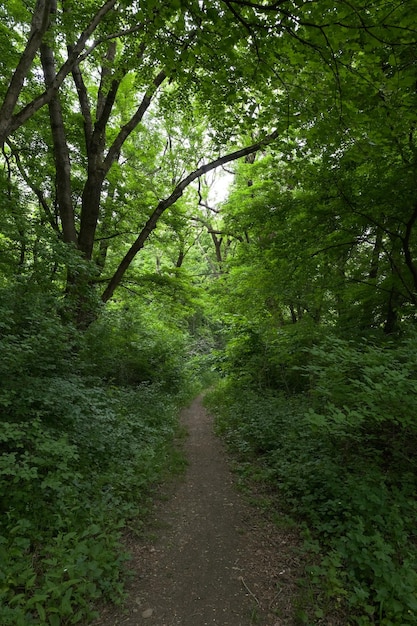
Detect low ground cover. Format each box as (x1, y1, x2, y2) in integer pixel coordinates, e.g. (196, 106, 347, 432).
(206, 333, 417, 625)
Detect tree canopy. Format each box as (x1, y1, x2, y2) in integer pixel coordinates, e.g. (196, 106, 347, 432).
(1, 0, 415, 324)
(2, 1, 417, 624)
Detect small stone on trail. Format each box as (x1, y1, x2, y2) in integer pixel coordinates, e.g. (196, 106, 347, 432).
(142, 608, 153, 618)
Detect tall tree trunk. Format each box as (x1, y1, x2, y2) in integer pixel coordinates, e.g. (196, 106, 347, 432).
(384, 238, 403, 334)
(78, 169, 106, 259)
(402, 203, 417, 298)
(40, 42, 77, 244)
(384, 287, 399, 334)
(369, 226, 383, 280)
(211, 232, 223, 264)
(175, 247, 185, 268)
(95, 179, 118, 272)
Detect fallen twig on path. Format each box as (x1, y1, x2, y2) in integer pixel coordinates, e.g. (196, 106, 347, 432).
(238, 575, 262, 607)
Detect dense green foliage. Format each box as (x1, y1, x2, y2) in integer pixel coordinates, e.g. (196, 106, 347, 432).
(2, 1, 417, 624)
(207, 332, 417, 624)
(201, 4, 417, 618)
(205, 117, 417, 620)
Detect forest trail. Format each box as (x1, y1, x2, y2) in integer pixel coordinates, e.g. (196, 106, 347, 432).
(92, 396, 302, 626)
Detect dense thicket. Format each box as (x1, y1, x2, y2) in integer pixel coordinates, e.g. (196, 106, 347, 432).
(1, 0, 417, 624)
(203, 3, 417, 621)
(0, 279, 198, 624)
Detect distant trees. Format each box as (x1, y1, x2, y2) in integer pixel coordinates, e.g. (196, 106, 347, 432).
(205, 0, 417, 338)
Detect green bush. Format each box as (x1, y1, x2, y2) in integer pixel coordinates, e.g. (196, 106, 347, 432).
(212, 317, 322, 392)
(306, 334, 417, 431)
(0, 283, 186, 624)
(80, 306, 191, 392)
(207, 331, 417, 625)
(0, 523, 126, 626)
(0, 380, 181, 624)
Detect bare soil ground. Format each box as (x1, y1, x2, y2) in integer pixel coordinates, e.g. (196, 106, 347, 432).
(91, 396, 306, 626)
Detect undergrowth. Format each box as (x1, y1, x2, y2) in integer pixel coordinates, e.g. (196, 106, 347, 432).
(0, 382, 183, 626)
(206, 333, 417, 625)
(0, 286, 190, 625)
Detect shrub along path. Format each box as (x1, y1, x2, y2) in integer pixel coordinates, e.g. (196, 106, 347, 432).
(91, 396, 304, 626)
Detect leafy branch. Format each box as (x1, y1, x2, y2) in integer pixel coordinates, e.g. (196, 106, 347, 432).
(101, 129, 279, 302)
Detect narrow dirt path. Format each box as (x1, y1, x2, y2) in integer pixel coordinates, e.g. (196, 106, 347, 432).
(93, 396, 303, 626)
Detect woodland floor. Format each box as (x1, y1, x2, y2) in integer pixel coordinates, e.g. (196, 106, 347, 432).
(90, 395, 309, 626)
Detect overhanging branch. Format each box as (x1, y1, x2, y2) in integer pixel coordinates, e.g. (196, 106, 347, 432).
(1, 0, 117, 143)
(101, 129, 279, 302)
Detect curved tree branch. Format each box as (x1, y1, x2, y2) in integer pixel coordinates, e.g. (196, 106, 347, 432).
(0, 0, 117, 144)
(101, 129, 279, 302)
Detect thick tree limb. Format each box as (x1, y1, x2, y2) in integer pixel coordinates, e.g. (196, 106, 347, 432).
(0, 0, 54, 145)
(0, 0, 117, 144)
(40, 42, 77, 244)
(96, 42, 118, 123)
(71, 63, 94, 145)
(77, 69, 165, 260)
(101, 129, 279, 302)
(102, 28, 196, 172)
(103, 69, 167, 172)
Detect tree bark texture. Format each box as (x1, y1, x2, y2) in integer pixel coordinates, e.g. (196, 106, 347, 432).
(40, 42, 77, 244)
